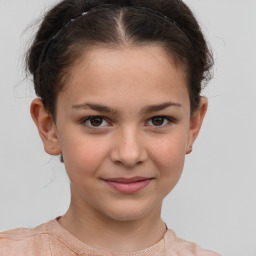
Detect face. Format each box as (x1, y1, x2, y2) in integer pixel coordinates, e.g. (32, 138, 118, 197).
(43, 45, 203, 222)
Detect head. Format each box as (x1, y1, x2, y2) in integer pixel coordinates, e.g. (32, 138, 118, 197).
(28, 0, 213, 222)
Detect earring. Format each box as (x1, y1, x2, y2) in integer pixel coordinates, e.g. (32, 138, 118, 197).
(186, 145, 193, 154)
(60, 154, 64, 163)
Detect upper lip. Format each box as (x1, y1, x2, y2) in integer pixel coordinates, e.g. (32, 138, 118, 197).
(102, 177, 153, 183)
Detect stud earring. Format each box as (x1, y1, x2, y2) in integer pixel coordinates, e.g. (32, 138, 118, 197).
(186, 145, 193, 154)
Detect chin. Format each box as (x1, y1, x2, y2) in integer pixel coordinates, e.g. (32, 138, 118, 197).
(109, 211, 145, 222)
(102, 199, 158, 222)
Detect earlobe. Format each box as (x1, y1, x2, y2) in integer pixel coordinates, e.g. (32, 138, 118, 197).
(30, 98, 61, 156)
(186, 97, 208, 154)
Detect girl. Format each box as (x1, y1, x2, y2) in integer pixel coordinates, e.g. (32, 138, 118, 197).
(0, 0, 220, 255)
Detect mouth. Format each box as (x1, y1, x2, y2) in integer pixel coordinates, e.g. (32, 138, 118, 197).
(102, 177, 153, 194)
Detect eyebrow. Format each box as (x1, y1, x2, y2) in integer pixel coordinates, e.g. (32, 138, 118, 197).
(72, 103, 117, 114)
(71, 102, 182, 114)
(141, 102, 182, 114)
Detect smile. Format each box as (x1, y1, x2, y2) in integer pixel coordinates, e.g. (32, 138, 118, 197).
(102, 177, 153, 194)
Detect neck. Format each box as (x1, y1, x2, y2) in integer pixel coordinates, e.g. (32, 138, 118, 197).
(58, 185, 167, 252)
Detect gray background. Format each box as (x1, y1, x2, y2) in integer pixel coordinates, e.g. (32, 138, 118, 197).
(0, 0, 255, 255)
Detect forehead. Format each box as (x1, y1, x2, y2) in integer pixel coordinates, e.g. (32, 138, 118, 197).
(59, 45, 189, 110)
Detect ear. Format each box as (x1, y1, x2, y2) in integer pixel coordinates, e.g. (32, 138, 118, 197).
(186, 97, 208, 154)
(30, 98, 61, 156)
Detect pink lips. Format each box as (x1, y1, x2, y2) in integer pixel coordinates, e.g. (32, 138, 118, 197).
(102, 177, 152, 194)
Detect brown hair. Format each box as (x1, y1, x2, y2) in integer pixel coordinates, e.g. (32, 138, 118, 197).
(26, 0, 213, 120)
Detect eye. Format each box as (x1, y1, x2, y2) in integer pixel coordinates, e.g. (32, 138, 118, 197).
(147, 116, 172, 127)
(83, 116, 109, 128)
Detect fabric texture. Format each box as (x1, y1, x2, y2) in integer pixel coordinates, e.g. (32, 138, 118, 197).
(0, 218, 220, 256)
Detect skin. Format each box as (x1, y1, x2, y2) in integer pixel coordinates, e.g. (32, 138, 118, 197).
(31, 45, 207, 252)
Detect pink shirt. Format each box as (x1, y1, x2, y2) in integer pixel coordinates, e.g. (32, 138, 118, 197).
(0, 218, 220, 256)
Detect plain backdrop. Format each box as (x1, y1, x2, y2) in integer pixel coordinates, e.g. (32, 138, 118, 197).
(0, 1, 255, 255)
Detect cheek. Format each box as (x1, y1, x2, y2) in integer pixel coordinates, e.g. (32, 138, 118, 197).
(60, 133, 109, 179)
(150, 131, 187, 187)
(152, 132, 187, 163)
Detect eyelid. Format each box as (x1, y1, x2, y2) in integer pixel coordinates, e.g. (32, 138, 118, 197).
(146, 116, 176, 127)
(81, 116, 111, 128)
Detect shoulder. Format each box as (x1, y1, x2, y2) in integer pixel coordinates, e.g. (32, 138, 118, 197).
(165, 229, 221, 256)
(0, 222, 51, 256)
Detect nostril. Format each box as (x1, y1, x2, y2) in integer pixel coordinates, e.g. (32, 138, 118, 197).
(113, 157, 144, 168)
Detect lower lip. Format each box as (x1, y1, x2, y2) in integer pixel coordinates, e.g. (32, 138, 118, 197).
(104, 179, 152, 194)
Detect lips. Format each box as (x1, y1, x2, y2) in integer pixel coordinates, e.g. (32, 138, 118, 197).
(102, 177, 153, 194)
(105, 176, 151, 183)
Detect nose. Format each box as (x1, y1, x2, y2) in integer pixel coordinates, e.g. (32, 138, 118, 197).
(110, 128, 148, 168)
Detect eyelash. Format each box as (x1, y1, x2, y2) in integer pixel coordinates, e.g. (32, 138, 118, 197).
(81, 116, 175, 128)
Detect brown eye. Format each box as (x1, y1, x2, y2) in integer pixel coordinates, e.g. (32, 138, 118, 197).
(147, 116, 172, 127)
(90, 117, 103, 126)
(84, 116, 108, 127)
(151, 117, 165, 126)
